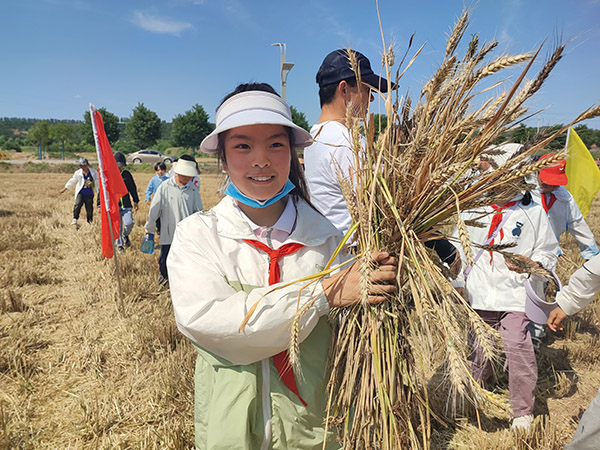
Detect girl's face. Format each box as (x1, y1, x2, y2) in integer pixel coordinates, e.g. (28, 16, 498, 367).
(223, 124, 291, 201)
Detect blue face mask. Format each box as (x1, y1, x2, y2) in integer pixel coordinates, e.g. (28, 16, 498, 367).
(225, 179, 295, 209)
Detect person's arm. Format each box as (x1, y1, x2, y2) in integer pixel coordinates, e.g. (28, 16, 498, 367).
(60, 172, 78, 193)
(144, 185, 162, 234)
(548, 255, 600, 331)
(124, 171, 139, 209)
(168, 221, 396, 365)
(566, 196, 600, 259)
(145, 178, 155, 203)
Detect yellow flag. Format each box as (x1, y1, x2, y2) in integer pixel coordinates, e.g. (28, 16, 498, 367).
(565, 128, 600, 217)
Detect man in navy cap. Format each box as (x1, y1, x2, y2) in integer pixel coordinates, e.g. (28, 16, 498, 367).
(303, 49, 390, 234)
(303, 49, 460, 273)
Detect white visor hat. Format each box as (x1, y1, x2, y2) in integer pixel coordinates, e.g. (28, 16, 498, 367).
(200, 91, 313, 154)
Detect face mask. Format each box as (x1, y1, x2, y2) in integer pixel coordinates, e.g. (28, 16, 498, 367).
(225, 179, 295, 209)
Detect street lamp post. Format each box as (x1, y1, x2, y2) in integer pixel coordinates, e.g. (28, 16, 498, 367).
(271, 43, 294, 101)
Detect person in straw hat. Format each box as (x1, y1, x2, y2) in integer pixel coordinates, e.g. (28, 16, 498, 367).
(144, 157, 203, 286)
(167, 82, 397, 449)
(546, 254, 600, 450)
(59, 157, 99, 225)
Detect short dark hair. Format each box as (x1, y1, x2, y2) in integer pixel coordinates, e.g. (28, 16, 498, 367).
(318, 77, 356, 108)
(219, 82, 278, 107)
(216, 82, 312, 207)
(154, 162, 166, 171)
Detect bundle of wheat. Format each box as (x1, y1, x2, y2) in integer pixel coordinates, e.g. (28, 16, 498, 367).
(296, 9, 600, 450)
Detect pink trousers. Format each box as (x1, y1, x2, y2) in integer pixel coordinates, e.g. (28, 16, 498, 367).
(470, 310, 537, 417)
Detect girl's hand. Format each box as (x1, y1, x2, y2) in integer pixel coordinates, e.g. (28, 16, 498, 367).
(322, 251, 397, 308)
(547, 306, 567, 332)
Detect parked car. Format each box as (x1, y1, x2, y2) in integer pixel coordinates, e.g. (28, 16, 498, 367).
(126, 150, 178, 165)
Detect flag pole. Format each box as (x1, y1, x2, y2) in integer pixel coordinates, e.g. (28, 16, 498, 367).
(106, 208, 126, 316)
(90, 103, 127, 316)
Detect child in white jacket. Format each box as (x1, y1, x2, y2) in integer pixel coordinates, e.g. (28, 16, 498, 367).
(167, 83, 397, 449)
(453, 191, 558, 430)
(532, 153, 599, 259)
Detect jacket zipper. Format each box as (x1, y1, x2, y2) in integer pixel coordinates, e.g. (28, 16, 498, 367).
(260, 358, 272, 450)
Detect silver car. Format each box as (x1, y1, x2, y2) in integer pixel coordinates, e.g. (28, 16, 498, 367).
(126, 149, 178, 164)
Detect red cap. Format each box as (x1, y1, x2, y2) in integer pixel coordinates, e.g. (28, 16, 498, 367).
(539, 153, 568, 186)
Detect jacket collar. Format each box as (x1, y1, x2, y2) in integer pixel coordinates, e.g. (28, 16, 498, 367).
(213, 196, 341, 246)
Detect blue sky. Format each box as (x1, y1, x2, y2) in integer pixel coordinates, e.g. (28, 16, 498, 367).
(2, 0, 599, 130)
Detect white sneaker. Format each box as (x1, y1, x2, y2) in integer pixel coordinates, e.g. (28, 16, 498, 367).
(511, 414, 533, 430)
(71, 218, 78, 225)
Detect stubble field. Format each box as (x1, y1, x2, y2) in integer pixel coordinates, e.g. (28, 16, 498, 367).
(1, 171, 599, 449)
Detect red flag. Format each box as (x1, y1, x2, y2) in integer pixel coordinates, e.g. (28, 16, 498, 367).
(90, 104, 128, 258)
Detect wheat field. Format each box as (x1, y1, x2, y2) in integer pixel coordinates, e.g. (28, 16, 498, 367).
(1, 171, 599, 449)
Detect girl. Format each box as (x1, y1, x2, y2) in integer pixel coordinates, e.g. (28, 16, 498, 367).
(167, 83, 397, 449)
(452, 190, 558, 430)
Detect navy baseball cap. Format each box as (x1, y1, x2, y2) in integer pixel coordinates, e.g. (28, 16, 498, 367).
(316, 49, 394, 92)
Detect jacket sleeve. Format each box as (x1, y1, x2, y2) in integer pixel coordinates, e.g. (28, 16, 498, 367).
(144, 178, 155, 202)
(64, 172, 78, 190)
(144, 184, 162, 233)
(556, 255, 600, 315)
(566, 196, 600, 259)
(194, 189, 203, 212)
(124, 171, 139, 204)
(167, 220, 331, 365)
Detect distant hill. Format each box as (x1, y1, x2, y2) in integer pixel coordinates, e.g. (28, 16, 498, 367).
(0, 118, 82, 139)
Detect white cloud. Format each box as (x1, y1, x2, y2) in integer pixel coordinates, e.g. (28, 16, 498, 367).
(131, 11, 192, 36)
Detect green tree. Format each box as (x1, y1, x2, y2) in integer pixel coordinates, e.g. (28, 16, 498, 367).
(171, 104, 214, 153)
(372, 114, 388, 139)
(290, 106, 310, 132)
(28, 120, 50, 158)
(82, 108, 120, 145)
(126, 103, 162, 149)
(50, 122, 74, 159)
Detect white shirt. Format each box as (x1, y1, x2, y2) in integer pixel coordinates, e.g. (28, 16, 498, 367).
(238, 197, 296, 249)
(304, 121, 362, 234)
(531, 186, 599, 259)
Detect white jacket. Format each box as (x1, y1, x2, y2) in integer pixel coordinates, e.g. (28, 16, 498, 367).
(64, 168, 99, 199)
(167, 196, 345, 365)
(531, 186, 599, 259)
(144, 177, 203, 245)
(453, 199, 559, 312)
(556, 254, 600, 315)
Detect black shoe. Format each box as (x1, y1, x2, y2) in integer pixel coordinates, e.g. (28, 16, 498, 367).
(124, 236, 131, 248)
(158, 275, 168, 286)
(117, 246, 125, 254)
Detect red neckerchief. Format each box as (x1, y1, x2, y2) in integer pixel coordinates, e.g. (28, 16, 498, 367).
(541, 193, 557, 213)
(487, 201, 517, 262)
(243, 239, 307, 406)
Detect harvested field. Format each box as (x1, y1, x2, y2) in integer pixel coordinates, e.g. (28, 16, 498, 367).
(1, 171, 599, 448)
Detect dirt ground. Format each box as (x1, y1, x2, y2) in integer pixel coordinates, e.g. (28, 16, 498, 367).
(1, 171, 599, 449)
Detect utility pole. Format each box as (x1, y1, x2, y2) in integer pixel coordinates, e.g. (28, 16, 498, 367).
(271, 43, 294, 101)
